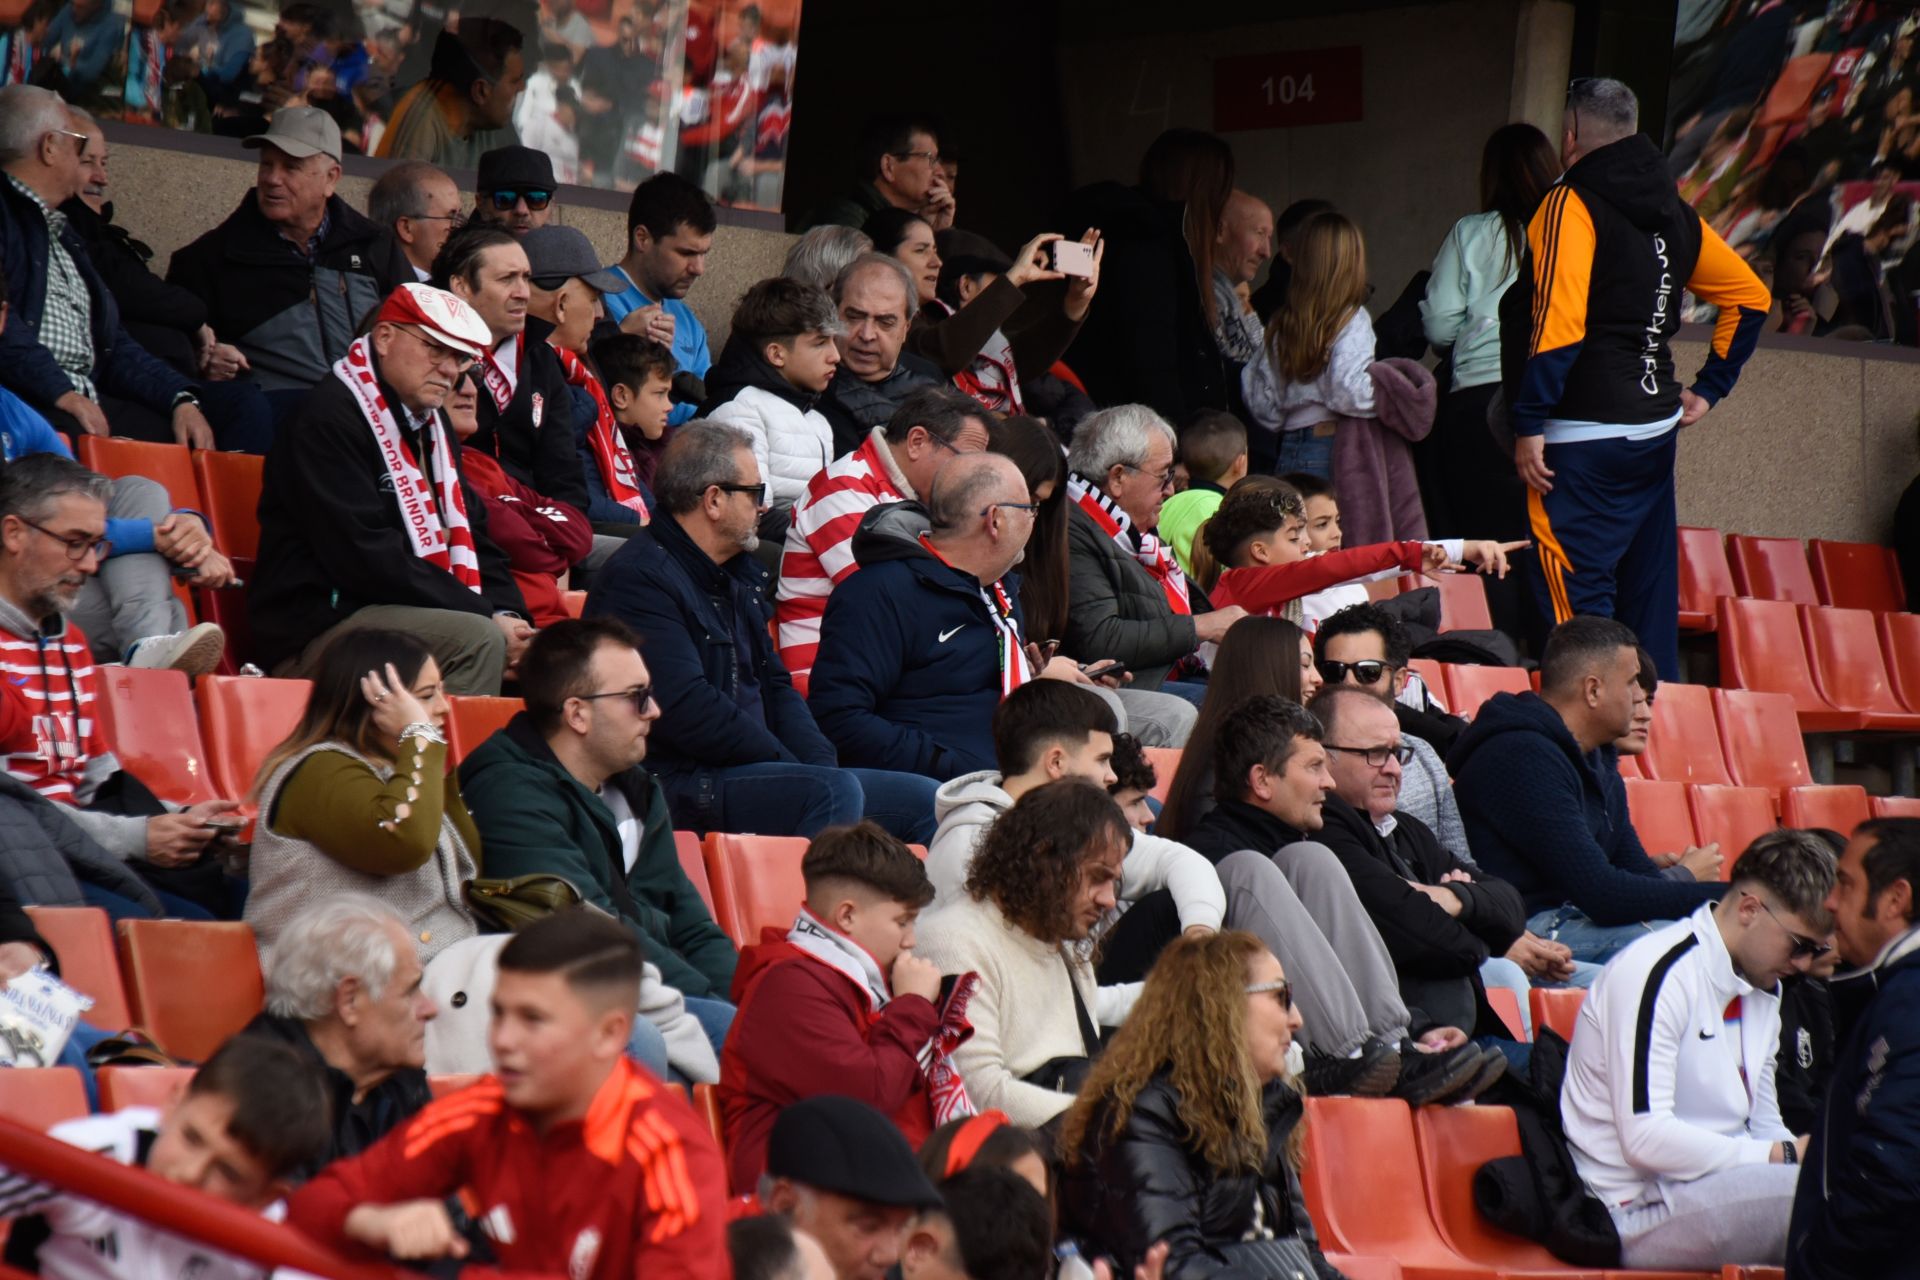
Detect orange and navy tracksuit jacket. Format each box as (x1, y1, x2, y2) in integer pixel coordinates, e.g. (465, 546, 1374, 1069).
(287, 1060, 731, 1279)
(1515, 133, 1770, 443)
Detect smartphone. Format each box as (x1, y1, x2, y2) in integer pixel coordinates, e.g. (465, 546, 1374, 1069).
(201, 818, 245, 832)
(1049, 239, 1097, 278)
(1080, 659, 1127, 682)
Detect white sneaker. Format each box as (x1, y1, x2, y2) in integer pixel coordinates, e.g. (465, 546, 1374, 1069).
(126, 622, 226, 676)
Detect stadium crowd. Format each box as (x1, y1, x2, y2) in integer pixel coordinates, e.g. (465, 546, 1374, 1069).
(0, 60, 1908, 1280)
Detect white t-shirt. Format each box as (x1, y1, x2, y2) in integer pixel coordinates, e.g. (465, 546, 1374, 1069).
(601, 785, 642, 874)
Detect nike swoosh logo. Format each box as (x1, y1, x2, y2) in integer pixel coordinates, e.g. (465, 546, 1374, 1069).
(1698, 1029, 1716, 1040)
(938, 626, 965, 643)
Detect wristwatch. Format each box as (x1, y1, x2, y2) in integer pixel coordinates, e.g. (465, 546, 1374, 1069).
(1779, 1139, 1799, 1165)
(169, 390, 201, 412)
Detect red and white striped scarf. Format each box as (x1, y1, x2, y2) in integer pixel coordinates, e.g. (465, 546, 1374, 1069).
(479, 332, 522, 413)
(334, 336, 481, 591)
(919, 533, 1030, 698)
(1067, 471, 1190, 615)
(553, 345, 649, 522)
(924, 300, 1024, 417)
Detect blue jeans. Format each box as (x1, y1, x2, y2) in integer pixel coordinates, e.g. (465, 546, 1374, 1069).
(78, 882, 218, 921)
(711, 762, 937, 844)
(1476, 1035, 1533, 1076)
(683, 995, 734, 1056)
(59, 1021, 112, 1109)
(1160, 680, 1209, 710)
(626, 1016, 671, 1079)
(1275, 427, 1335, 480)
(1527, 905, 1672, 966)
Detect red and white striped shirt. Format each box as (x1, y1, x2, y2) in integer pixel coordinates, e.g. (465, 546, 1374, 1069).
(774, 431, 912, 694)
(0, 620, 106, 806)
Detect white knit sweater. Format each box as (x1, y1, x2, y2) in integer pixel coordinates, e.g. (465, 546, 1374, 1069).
(913, 894, 1141, 1127)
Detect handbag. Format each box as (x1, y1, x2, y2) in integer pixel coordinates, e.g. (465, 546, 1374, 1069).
(1020, 953, 1102, 1095)
(1214, 1235, 1318, 1278)
(463, 874, 589, 933)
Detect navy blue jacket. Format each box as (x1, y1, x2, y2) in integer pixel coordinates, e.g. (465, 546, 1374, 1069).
(584, 512, 835, 830)
(1786, 930, 1920, 1280)
(807, 502, 1020, 781)
(1448, 692, 1721, 926)
(0, 179, 191, 415)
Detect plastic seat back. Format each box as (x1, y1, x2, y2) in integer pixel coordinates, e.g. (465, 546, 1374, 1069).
(116, 919, 265, 1061)
(1687, 785, 1779, 876)
(1881, 613, 1920, 713)
(674, 831, 716, 916)
(1728, 534, 1820, 605)
(1414, 1105, 1572, 1271)
(1677, 526, 1738, 628)
(1298, 1097, 1466, 1268)
(1782, 785, 1872, 834)
(1142, 747, 1180, 804)
(1800, 606, 1914, 717)
(1530, 988, 1586, 1046)
(76, 436, 198, 510)
(1624, 779, 1698, 859)
(1616, 751, 1644, 779)
(1641, 682, 1732, 787)
(1872, 796, 1920, 819)
(194, 675, 312, 803)
(0, 1068, 88, 1129)
(96, 1065, 194, 1112)
(1712, 689, 1814, 800)
(1398, 573, 1493, 632)
(1441, 666, 1531, 720)
(1808, 539, 1905, 613)
(446, 696, 524, 763)
(1407, 659, 1448, 709)
(703, 835, 808, 947)
(25, 906, 132, 1029)
(191, 449, 265, 560)
(1717, 598, 1831, 716)
(93, 666, 220, 808)
(1485, 986, 1527, 1040)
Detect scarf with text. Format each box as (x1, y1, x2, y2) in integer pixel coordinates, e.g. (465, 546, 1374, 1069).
(787, 908, 979, 1125)
(480, 331, 522, 413)
(1067, 471, 1190, 615)
(918, 533, 1030, 698)
(553, 345, 649, 521)
(924, 299, 1024, 417)
(334, 335, 481, 590)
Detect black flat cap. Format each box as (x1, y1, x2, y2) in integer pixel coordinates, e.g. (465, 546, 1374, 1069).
(765, 1095, 944, 1209)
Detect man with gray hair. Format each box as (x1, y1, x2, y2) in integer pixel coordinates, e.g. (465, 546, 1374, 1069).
(586, 419, 940, 840)
(243, 893, 435, 1166)
(782, 225, 872, 292)
(819, 253, 939, 442)
(1064, 403, 1247, 702)
(366, 160, 463, 282)
(1515, 76, 1769, 682)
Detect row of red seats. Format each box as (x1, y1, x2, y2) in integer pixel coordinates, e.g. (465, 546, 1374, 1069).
(1624, 777, 1919, 865)
(1680, 527, 1907, 631)
(1718, 597, 1920, 739)
(1482, 987, 1585, 1044)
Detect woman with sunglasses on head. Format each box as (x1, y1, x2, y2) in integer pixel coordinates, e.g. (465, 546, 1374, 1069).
(1057, 929, 1350, 1280)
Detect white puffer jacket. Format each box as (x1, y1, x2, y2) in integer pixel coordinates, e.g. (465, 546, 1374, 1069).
(709, 385, 836, 510)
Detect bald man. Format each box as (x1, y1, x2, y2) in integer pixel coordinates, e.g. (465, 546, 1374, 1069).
(810, 452, 1097, 780)
(1213, 190, 1274, 366)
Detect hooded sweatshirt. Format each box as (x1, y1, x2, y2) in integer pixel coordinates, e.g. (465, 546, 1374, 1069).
(1448, 691, 1722, 926)
(928, 770, 1225, 929)
(699, 332, 835, 510)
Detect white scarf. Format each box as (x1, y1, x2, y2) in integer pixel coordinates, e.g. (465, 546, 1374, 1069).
(788, 907, 890, 1010)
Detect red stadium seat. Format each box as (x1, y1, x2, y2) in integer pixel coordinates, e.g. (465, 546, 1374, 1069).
(1324, 1256, 1404, 1280)
(1728, 535, 1820, 605)
(1530, 988, 1586, 1045)
(446, 696, 523, 764)
(674, 831, 716, 916)
(116, 919, 265, 1061)
(1616, 751, 1644, 779)
(1142, 747, 1180, 804)
(195, 675, 312, 804)
(26, 906, 132, 1029)
(1486, 986, 1527, 1040)
(703, 834, 807, 947)
(1716, 598, 1864, 733)
(1799, 606, 1920, 730)
(1641, 682, 1733, 787)
(190, 449, 265, 560)
(1781, 785, 1871, 834)
(1879, 612, 1920, 712)
(1442, 666, 1531, 720)
(1398, 573, 1493, 633)
(1624, 779, 1698, 858)
(561, 590, 587, 619)
(1872, 796, 1920, 819)
(1298, 1097, 1479, 1277)
(692, 1082, 725, 1145)
(1712, 689, 1816, 802)
(1808, 539, 1905, 613)
(1413, 1105, 1582, 1274)
(1407, 659, 1448, 706)
(76, 436, 198, 510)
(1677, 526, 1737, 632)
(94, 666, 221, 807)
(1687, 786, 1779, 875)
(0, 1068, 88, 1129)
(96, 1065, 194, 1111)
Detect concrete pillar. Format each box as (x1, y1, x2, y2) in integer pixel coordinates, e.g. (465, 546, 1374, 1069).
(1510, 0, 1576, 133)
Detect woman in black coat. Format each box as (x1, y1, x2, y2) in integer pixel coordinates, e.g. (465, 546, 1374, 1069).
(1058, 930, 1348, 1280)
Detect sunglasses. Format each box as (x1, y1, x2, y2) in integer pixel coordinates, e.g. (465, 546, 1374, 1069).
(1317, 658, 1399, 686)
(576, 685, 655, 715)
(714, 481, 768, 507)
(487, 188, 553, 211)
(1246, 979, 1293, 1012)
(1753, 895, 1832, 960)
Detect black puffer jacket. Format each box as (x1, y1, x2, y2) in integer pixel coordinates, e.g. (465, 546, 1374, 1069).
(1059, 1073, 1346, 1280)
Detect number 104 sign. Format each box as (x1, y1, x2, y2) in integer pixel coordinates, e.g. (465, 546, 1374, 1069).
(1212, 46, 1364, 132)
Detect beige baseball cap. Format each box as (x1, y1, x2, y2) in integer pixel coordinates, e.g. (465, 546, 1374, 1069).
(243, 106, 342, 162)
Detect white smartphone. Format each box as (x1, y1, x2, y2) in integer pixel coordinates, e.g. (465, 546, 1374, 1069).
(1050, 240, 1097, 278)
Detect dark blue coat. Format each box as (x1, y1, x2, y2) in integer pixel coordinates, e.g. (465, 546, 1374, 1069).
(584, 512, 836, 830)
(807, 502, 1021, 781)
(1786, 931, 1920, 1280)
(0, 179, 191, 414)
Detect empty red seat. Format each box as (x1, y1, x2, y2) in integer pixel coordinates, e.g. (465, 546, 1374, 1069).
(1879, 612, 1920, 713)
(445, 695, 523, 763)
(1442, 666, 1531, 720)
(116, 919, 265, 1061)
(1413, 1105, 1578, 1275)
(195, 675, 312, 804)
(674, 831, 716, 916)
(1872, 796, 1920, 819)
(76, 436, 198, 510)
(94, 666, 221, 807)
(1717, 598, 1864, 733)
(1678, 526, 1737, 632)
(26, 906, 132, 1029)
(96, 1065, 194, 1111)
(1641, 682, 1734, 787)
(1298, 1097, 1484, 1277)
(703, 835, 808, 947)
(1728, 534, 1820, 605)
(1799, 606, 1920, 730)
(190, 449, 265, 561)
(1712, 689, 1816, 802)
(1398, 573, 1493, 632)
(0, 1068, 88, 1129)
(1782, 785, 1871, 834)
(1624, 779, 1698, 857)
(1530, 988, 1586, 1045)
(1808, 539, 1906, 613)
(1616, 751, 1644, 779)
(1688, 785, 1779, 874)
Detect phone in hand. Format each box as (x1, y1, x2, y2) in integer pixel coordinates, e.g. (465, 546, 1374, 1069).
(1080, 660, 1127, 682)
(200, 818, 245, 832)
(1049, 239, 1097, 278)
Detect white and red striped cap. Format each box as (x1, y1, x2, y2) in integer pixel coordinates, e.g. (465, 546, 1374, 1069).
(376, 284, 493, 362)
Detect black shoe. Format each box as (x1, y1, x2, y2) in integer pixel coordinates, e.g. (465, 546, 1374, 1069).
(1302, 1041, 1402, 1097)
(1389, 1042, 1483, 1106)
(1445, 1048, 1510, 1105)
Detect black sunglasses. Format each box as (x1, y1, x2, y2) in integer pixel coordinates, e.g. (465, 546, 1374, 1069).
(714, 481, 768, 506)
(1753, 895, 1832, 960)
(488, 188, 553, 211)
(1318, 659, 1399, 686)
(576, 685, 655, 715)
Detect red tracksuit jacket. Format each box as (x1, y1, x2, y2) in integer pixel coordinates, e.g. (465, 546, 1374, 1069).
(288, 1060, 730, 1279)
(1210, 541, 1428, 616)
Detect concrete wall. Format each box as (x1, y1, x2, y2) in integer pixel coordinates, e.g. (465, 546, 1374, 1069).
(105, 132, 794, 348)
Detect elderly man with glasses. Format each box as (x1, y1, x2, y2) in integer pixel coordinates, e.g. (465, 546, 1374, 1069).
(801, 112, 956, 233)
(1062, 404, 1247, 705)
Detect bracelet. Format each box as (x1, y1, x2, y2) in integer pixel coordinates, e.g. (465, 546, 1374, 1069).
(398, 721, 445, 747)
(1780, 1139, 1798, 1166)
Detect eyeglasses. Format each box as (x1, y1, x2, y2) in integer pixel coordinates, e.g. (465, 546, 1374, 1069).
(981, 501, 1041, 518)
(1750, 894, 1832, 960)
(1317, 658, 1398, 686)
(890, 148, 940, 165)
(487, 188, 553, 212)
(17, 518, 109, 562)
(576, 685, 655, 715)
(409, 210, 466, 227)
(396, 325, 475, 375)
(1120, 463, 1176, 493)
(713, 482, 769, 507)
(46, 128, 88, 155)
(1324, 742, 1416, 769)
(1245, 979, 1293, 1012)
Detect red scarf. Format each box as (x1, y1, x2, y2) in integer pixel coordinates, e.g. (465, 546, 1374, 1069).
(919, 533, 1030, 698)
(480, 332, 522, 413)
(553, 345, 649, 522)
(925, 300, 1024, 416)
(1067, 472, 1190, 615)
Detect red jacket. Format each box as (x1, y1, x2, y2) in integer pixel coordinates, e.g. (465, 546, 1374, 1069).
(459, 447, 593, 626)
(1211, 541, 1427, 617)
(718, 928, 940, 1193)
(287, 1060, 730, 1279)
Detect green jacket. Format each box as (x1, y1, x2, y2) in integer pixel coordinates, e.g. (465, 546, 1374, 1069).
(458, 714, 737, 998)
